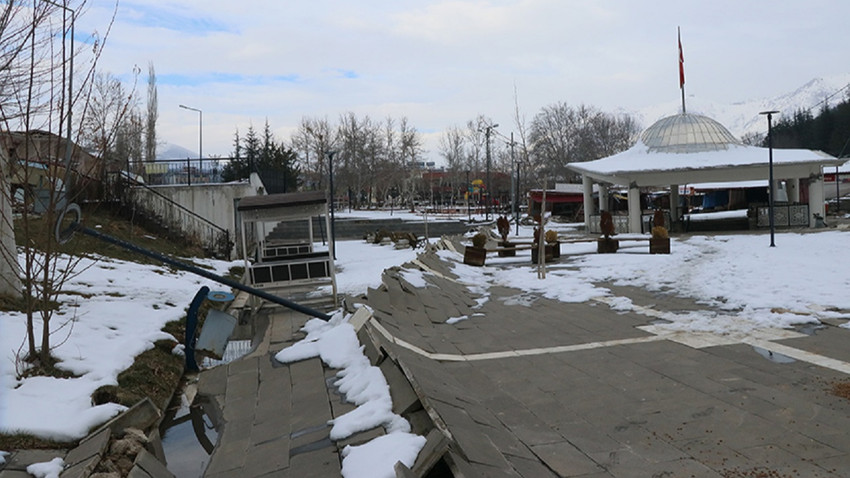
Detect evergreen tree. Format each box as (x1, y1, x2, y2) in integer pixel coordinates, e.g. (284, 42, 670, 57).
(769, 98, 850, 158)
(222, 123, 299, 192)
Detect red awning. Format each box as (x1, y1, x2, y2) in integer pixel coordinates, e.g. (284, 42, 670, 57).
(529, 191, 584, 203)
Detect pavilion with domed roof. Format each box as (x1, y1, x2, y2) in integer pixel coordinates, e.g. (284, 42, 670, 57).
(566, 112, 845, 233)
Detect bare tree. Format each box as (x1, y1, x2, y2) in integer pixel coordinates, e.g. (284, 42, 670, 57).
(528, 102, 638, 184)
(336, 112, 369, 207)
(145, 61, 157, 164)
(438, 125, 466, 203)
(78, 71, 138, 170)
(0, 0, 121, 370)
(291, 116, 335, 190)
(464, 115, 489, 174)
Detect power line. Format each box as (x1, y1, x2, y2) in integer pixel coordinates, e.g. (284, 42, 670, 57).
(808, 82, 850, 113)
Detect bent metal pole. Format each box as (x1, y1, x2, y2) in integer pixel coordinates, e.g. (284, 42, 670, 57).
(55, 204, 332, 321)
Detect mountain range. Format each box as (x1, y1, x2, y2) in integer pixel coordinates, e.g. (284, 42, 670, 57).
(633, 73, 850, 142)
(156, 143, 196, 161)
(158, 74, 850, 160)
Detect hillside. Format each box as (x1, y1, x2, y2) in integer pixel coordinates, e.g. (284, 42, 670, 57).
(632, 73, 850, 140)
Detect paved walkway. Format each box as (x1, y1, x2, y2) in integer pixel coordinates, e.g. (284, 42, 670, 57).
(198, 236, 850, 477)
(197, 307, 359, 478)
(356, 240, 850, 477)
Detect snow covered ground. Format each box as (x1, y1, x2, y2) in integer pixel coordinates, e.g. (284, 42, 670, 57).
(3, 212, 850, 477)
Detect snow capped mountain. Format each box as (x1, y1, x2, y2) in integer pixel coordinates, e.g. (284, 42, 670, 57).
(633, 74, 850, 141)
(156, 142, 196, 161)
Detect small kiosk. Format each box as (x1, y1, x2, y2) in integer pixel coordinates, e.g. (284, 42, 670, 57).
(237, 191, 338, 308)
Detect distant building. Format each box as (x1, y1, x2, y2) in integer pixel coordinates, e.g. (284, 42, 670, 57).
(0, 130, 103, 211)
(528, 183, 598, 221)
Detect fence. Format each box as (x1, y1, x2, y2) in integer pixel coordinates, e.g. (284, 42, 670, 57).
(755, 203, 810, 228)
(139, 159, 226, 186)
(588, 213, 630, 234)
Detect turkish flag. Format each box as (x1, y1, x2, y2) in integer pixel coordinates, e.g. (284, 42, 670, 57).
(678, 28, 685, 88)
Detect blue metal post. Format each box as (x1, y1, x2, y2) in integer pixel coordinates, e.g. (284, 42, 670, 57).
(184, 286, 210, 372)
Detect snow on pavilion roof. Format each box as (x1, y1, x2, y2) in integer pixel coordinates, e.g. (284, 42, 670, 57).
(566, 113, 844, 186)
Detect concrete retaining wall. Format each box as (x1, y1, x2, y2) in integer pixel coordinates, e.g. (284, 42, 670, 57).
(132, 174, 265, 257)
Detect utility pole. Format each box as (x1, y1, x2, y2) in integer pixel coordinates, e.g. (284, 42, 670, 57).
(759, 110, 779, 247)
(509, 132, 517, 235)
(482, 123, 499, 220)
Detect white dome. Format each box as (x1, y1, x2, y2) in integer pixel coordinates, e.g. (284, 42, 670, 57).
(641, 113, 741, 153)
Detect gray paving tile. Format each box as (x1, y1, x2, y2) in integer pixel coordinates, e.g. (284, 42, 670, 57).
(3, 450, 66, 471)
(204, 438, 249, 474)
(552, 420, 623, 456)
(64, 428, 109, 469)
(0, 471, 33, 478)
(812, 453, 850, 476)
(530, 441, 605, 477)
(287, 446, 340, 478)
(133, 449, 175, 478)
(504, 454, 560, 478)
(58, 455, 100, 478)
(226, 356, 259, 377)
(197, 364, 228, 396)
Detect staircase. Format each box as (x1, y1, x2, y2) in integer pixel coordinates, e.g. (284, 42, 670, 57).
(266, 216, 471, 242)
(106, 176, 234, 259)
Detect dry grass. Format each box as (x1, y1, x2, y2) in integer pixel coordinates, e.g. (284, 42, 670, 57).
(1, 206, 216, 451)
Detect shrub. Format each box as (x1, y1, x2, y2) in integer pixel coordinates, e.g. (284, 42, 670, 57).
(471, 232, 488, 249)
(496, 216, 510, 242)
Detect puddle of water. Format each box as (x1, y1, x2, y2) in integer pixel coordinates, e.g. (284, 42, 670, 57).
(289, 424, 334, 457)
(796, 324, 825, 336)
(290, 436, 334, 457)
(161, 398, 218, 478)
(291, 423, 330, 440)
(162, 339, 252, 477)
(752, 346, 796, 364)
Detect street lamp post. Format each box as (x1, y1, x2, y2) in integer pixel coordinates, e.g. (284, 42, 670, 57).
(508, 132, 518, 236)
(760, 110, 780, 247)
(516, 152, 521, 236)
(466, 170, 470, 221)
(326, 151, 337, 260)
(179, 104, 203, 183)
(482, 123, 499, 221)
(44, 0, 75, 192)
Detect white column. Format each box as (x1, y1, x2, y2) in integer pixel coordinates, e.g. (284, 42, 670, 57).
(628, 183, 641, 233)
(582, 175, 594, 231)
(670, 184, 680, 225)
(808, 175, 825, 227)
(787, 178, 800, 203)
(598, 186, 609, 212)
(308, 216, 314, 251)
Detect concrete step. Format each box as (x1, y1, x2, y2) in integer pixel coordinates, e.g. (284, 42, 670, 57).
(267, 217, 471, 242)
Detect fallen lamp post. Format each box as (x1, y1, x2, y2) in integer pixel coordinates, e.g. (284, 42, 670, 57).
(54, 204, 332, 321)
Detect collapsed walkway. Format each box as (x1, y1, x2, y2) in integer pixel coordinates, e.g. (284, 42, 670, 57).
(201, 237, 850, 477)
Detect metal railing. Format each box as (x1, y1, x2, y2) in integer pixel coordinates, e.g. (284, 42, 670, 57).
(138, 158, 226, 186)
(110, 172, 233, 258)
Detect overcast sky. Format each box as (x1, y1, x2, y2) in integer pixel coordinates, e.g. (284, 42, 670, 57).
(76, 0, 850, 161)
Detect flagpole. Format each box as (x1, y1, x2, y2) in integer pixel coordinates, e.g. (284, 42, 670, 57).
(679, 26, 686, 114)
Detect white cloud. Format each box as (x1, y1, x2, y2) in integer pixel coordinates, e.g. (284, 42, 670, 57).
(70, 0, 850, 161)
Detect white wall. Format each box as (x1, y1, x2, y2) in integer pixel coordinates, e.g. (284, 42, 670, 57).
(132, 173, 265, 257)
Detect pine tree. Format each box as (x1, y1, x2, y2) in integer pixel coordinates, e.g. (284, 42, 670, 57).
(222, 123, 299, 191)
